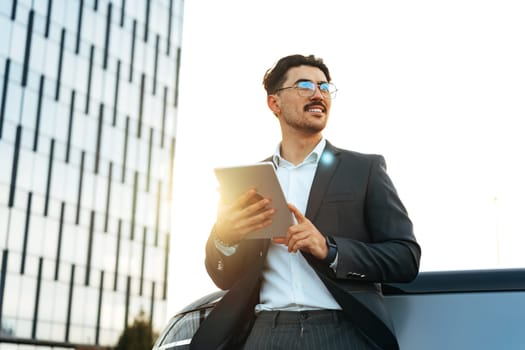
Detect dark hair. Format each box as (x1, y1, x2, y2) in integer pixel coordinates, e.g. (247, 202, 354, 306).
(263, 54, 331, 95)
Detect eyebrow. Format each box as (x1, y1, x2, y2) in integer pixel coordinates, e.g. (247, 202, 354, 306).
(294, 79, 328, 84)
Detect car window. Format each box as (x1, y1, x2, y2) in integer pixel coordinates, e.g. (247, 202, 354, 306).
(156, 307, 213, 349)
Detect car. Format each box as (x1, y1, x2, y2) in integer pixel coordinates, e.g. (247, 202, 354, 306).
(153, 268, 525, 350)
(152, 290, 226, 350)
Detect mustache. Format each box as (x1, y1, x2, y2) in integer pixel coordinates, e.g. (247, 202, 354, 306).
(304, 101, 326, 111)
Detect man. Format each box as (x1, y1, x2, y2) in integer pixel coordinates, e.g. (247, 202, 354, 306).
(190, 54, 421, 350)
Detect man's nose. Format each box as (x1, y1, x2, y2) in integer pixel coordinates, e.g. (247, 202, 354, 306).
(310, 85, 325, 100)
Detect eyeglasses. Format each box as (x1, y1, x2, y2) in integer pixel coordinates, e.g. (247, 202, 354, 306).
(274, 80, 338, 98)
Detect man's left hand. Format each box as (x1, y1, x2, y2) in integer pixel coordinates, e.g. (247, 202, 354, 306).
(273, 203, 329, 260)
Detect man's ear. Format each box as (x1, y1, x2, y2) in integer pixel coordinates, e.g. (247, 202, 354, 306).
(267, 94, 281, 117)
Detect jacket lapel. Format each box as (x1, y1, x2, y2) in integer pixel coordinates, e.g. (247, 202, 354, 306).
(305, 141, 341, 221)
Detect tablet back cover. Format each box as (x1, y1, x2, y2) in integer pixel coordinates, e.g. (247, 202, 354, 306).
(214, 162, 293, 239)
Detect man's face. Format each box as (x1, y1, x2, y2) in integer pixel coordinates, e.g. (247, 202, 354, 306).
(271, 65, 332, 135)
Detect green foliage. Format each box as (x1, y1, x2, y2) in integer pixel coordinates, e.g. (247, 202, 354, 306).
(114, 310, 158, 350)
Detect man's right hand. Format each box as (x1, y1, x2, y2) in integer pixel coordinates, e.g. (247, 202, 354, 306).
(214, 189, 275, 245)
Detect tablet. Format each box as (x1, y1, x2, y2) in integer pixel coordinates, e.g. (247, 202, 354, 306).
(213, 162, 293, 239)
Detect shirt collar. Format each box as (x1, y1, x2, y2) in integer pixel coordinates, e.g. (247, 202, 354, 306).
(272, 138, 327, 167)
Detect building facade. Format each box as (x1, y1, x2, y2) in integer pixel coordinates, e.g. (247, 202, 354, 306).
(0, 0, 183, 348)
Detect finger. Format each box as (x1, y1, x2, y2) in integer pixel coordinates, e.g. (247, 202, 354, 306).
(272, 237, 287, 245)
(237, 218, 274, 237)
(216, 190, 274, 243)
(232, 207, 275, 235)
(286, 220, 309, 243)
(217, 212, 273, 243)
(237, 196, 272, 221)
(288, 203, 306, 223)
(287, 231, 310, 252)
(283, 223, 299, 247)
(232, 188, 259, 209)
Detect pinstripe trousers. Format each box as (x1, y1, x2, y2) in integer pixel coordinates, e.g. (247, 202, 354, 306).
(242, 310, 381, 350)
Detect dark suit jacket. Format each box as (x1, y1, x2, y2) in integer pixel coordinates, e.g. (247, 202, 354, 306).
(191, 141, 421, 349)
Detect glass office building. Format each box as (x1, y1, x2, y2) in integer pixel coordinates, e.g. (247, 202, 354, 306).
(0, 0, 183, 348)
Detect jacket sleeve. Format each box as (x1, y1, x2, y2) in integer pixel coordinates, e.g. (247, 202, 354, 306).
(332, 155, 421, 283)
(204, 230, 258, 290)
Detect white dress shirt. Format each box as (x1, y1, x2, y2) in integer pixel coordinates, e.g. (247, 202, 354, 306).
(255, 138, 341, 312)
